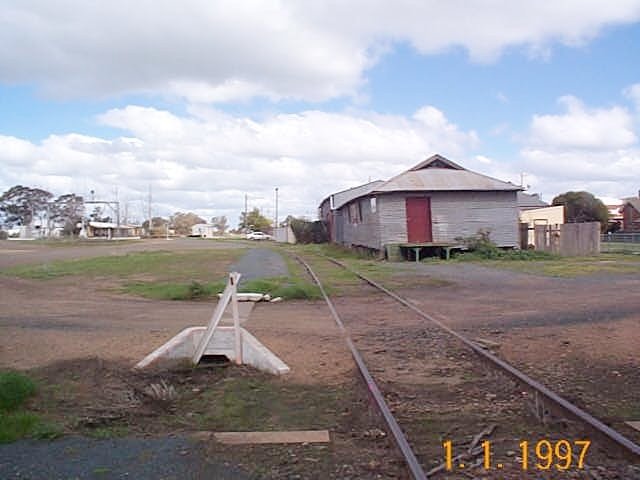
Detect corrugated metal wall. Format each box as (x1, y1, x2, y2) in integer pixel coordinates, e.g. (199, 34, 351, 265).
(429, 191, 519, 246)
(334, 190, 519, 249)
(377, 194, 408, 246)
(340, 197, 380, 249)
(334, 210, 344, 244)
(376, 191, 518, 247)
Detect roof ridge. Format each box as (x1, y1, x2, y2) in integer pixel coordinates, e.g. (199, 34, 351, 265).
(408, 154, 465, 172)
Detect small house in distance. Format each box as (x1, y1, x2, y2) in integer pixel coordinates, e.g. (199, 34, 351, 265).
(620, 193, 640, 232)
(319, 154, 522, 259)
(517, 192, 565, 248)
(191, 223, 218, 238)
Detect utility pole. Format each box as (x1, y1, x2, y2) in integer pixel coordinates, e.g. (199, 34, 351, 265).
(275, 187, 279, 233)
(123, 201, 129, 225)
(114, 186, 120, 227)
(244, 193, 248, 232)
(148, 184, 152, 238)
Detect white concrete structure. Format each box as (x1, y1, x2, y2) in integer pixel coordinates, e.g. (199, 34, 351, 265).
(135, 326, 289, 375)
(274, 225, 296, 244)
(136, 272, 289, 375)
(191, 223, 217, 238)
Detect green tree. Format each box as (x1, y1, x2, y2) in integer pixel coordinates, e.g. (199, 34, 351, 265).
(239, 207, 271, 233)
(142, 216, 168, 236)
(51, 193, 84, 235)
(210, 215, 229, 234)
(89, 206, 111, 223)
(0, 185, 53, 227)
(170, 212, 206, 236)
(552, 191, 609, 232)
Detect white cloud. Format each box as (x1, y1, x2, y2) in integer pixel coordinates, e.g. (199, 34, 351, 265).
(496, 92, 509, 104)
(0, 104, 478, 224)
(519, 94, 640, 201)
(624, 83, 640, 110)
(528, 95, 637, 150)
(0, 136, 37, 166)
(1, 1, 639, 102)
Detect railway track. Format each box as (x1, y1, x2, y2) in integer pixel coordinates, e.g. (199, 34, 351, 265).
(291, 252, 640, 479)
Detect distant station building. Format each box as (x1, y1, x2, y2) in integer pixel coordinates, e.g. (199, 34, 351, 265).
(82, 221, 142, 239)
(319, 154, 522, 259)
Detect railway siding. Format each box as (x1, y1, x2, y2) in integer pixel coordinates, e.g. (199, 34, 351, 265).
(293, 251, 640, 479)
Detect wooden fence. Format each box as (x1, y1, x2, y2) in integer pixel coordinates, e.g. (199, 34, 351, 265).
(526, 222, 600, 256)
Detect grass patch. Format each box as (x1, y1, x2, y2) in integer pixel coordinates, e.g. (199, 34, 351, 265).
(0, 412, 40, 443)
(0, 371, 36, 410)
(4, 248, 245, 300)
(123, 280, 226, 300)
(284, 243, 450, 293)
(458, 253, 640, 277)
(185, 374, 344, 431)
(4, 249, 244, 281)
(452, 249, 556, 262)
(0, 371, 60, 443)
(295, 243, 373, 260)
(600, 242, 640, 254)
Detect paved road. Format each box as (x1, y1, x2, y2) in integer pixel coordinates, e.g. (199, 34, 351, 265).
(0, 436, 250, 480)
(229, 247, 288, 286)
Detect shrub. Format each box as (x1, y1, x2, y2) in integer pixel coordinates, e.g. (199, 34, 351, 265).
(455, 229, 502, 259)
(187, 280, 208, 299)
(0, 372, 36, 411)
(289, 218, 328, 244)
(454, 230, 556, 261)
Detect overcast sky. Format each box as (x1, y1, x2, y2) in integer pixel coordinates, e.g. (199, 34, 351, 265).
(1, 1, 640, 225)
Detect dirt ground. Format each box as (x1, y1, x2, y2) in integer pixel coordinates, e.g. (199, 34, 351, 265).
(0, 240, 406, 479)
(1, 241, 639, 479)
(392, 262, 640, 447)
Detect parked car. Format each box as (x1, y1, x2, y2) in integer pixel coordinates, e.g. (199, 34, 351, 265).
(246, 231, 271, 240)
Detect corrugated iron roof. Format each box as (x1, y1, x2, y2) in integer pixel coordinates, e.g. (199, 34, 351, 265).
(373, 164, 521, 193)
(518, 192, 549, 209)
(318, 154, 521, 210)
(88, 221, 138, 229)
(623, 197, 640, 212)
(324, 180, 384, 210)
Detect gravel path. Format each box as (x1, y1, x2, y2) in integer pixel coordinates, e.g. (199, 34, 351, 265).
(397, 261, 640, 330)
(0, 436, 249, 480)
(229, 247, 288, 286)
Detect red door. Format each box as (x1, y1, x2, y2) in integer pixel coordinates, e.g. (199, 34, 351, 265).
(406, 197, 432, 243)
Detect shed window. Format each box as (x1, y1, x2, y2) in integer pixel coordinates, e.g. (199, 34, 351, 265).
(348, 202, 362, 224)
(370, 197, 377, 213)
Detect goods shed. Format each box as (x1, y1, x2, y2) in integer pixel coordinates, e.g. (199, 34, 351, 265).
(319, 154, 522, 259)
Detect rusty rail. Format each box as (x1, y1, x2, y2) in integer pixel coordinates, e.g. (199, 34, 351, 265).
(292, 253, 429, 480)
(324, 256, 640, 459)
